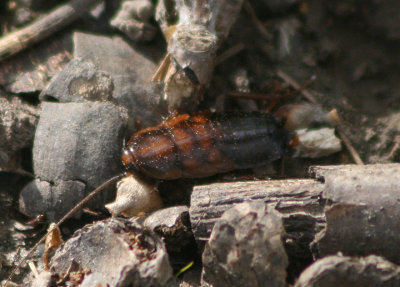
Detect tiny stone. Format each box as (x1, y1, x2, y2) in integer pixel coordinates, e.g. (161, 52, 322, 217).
(201, 201, 288, 287)
(50, 218, 176, 287)
(111, 0, 157, 42)
(144, 206, 197, 265)
(144, 206, 189, 230)
(19, 178, 85, 221)
(294, 128, 342, 158)
(295, 255, 400, 287)
(39, 58, 114, 103)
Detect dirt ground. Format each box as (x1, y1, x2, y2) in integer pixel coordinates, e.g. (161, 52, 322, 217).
(1, 0, 400, 284)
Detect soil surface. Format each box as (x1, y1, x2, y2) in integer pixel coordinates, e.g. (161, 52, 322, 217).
(1, 0, 400, 285)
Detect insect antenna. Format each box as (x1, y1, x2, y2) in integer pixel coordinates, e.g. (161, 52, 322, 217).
(6, 173, 124, 284)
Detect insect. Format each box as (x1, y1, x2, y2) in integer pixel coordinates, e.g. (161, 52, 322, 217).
(8, 111, 295, 283)
(122, 111, 295, 179)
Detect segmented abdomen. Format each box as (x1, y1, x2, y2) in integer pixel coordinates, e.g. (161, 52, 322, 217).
(122, 112, 291, 179)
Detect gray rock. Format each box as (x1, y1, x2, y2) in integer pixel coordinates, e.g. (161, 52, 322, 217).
(144, 206, 197, 261)
(0, 33, 71, 94)
(295, 255, 400, 287)
(39, 58, 114, 103)
(144, 206, 190, 231)
(19, 178, 86, 220)
(50, 218, 176, 287)
(19, 102, 128, 221)
(73, 32, 163, 129)
(201, 201, 288, 287)
(0, 95, 39, 172)
(111, 0, 157, 42)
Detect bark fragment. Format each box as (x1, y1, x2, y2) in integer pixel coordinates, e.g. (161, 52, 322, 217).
(154, 0, 245, 110)
(310, 164, 400, 264)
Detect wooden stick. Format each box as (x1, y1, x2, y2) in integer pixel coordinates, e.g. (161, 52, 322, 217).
(276, 70, 318, 104)
(190, 178, 326, 266)
(151, 53, 171, 83)
(336, 122, 364, 165)
(243, 1, 272, 40)
(191, 164, 400, 273)
(0, 0, 101, 61)
(215, 43, 245, 65)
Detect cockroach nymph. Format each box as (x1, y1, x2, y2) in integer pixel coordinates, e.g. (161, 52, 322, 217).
(122, 111, 295, 179)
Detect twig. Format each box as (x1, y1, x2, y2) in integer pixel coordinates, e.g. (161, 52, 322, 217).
(336, 124, 364, 165)
(276, 70, 317, 104)
(243, 1, 272, 40)
(215, 43, 245, 66)
(6, 174, 123, 284)
(276, 69, 364, 165)
(386, 135, 400, 160)
(151, 52, 171, 83)
(0, 0, 101, 61)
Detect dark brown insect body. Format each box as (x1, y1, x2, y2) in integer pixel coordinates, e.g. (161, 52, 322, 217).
(122, 112, 293, 179)
(8, 112, 293, 282)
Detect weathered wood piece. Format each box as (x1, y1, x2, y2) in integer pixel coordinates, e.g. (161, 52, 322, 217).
(0, 0, 101, 61)
(190, 163, 400, 277)
(190, 179, 325, 258)
(154, 0, 245, 110)
(310, 164, 400, 264)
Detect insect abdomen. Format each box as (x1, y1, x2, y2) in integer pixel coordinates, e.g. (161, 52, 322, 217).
(122, 112, 291, 179)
